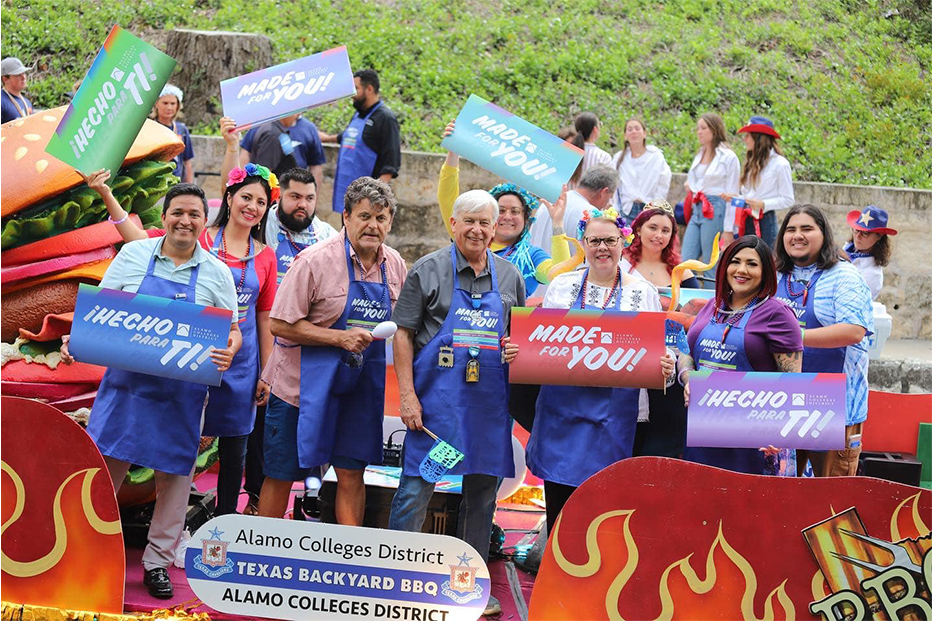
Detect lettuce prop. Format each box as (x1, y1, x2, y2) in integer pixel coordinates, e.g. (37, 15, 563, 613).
(1, 160, 178, 250)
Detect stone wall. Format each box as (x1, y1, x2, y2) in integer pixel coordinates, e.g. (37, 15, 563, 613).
(192, 136, 932, 339)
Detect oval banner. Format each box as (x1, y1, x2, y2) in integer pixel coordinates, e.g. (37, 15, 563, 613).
(185, 514, 489, 620)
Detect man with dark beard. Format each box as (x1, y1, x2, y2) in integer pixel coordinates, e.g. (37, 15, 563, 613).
(320, 69, 401, 213)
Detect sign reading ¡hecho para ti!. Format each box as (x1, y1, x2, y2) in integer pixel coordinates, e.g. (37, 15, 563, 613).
(508, 307, 665, 389)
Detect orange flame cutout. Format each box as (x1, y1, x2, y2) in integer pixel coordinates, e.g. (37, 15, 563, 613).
(890, 491, 930, 542)
(655, 521, 795, 621)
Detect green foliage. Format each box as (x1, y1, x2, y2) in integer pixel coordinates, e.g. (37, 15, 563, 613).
(4, 0, 930, 188)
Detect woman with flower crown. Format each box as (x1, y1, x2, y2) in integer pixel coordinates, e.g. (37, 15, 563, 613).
(517, 207, 676, 533)
(91, 162, 279, 516)
(678, 236, 803, 475)
(438, 121, 571, 297)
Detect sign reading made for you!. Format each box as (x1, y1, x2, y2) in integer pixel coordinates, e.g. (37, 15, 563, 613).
(509, 307, 666, 389)
(441, 94, 583, 202)
(186, 515, 490, 621)
(220, 46, 355, 130)
(45, 25, 176, 176)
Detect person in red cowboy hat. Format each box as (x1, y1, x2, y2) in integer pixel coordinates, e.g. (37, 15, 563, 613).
(722, 115, 794, 249)
(845, 205, 897, 300)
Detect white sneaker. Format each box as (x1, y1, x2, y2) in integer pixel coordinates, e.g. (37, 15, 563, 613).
(483, 595, 502, 616)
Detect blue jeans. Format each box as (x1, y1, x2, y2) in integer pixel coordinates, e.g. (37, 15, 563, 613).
(389, 473, 499, 562)
(216, 434, 249, 515)
(742, 210, 778, 251)
(681, 195, 726, 279)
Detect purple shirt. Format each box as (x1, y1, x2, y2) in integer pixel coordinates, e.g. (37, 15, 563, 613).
(687, 297, 802, 371)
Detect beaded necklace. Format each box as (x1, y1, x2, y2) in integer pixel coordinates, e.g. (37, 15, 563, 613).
(219, 229, 252, 292)
(786, 272, 815, 306)
(580, 268, 621, 310)
(711, 295, 761, 343)
(352, 253, 389, 308)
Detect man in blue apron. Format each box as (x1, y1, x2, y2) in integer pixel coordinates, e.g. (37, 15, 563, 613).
(389, 189, 525, 617)
(774, 204, 873, 477)
(259, 177, 407, 524)
(62, 184, 240, 599)
(320, 69, 401, 212)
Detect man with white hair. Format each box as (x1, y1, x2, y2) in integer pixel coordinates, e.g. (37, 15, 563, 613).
(389, 189, 524, 617)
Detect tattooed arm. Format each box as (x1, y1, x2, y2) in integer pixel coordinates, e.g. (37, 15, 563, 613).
(773, 350, 803, 373)
(678, 354, 697, 406)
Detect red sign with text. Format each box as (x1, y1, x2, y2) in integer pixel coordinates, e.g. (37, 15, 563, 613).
(509, 307, 665, 389)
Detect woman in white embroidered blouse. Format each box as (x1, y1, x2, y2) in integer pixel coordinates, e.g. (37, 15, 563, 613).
(522, 208, 675, 533)
(681, 113, 740, 273)
(722, 116, 794, 249)
(610, 118, 672, 221)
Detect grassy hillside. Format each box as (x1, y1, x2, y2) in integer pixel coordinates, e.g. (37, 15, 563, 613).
(3, 0, 930, 188)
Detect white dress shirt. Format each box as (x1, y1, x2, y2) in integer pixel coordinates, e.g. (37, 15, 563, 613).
(611, 145, 672, 216)
(723, 150, 795, 233)
(686, 144, 740, 197)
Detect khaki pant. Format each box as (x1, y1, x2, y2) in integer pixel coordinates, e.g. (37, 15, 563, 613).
(797, 423, 863, 477)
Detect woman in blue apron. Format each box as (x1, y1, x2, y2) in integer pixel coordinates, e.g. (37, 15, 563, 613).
(682, 236, 803, 475)
(524, 209, 675, 532)
(332, 101, 383, 213)
(203, 165, 278, 515)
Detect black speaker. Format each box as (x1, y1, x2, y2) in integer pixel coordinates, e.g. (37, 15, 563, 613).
(858, 452, 922, 487)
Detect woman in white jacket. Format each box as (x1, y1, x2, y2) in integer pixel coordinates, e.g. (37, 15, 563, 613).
(611, 118, 672, 220)
(722, 116, 794, 249)
(681, 113, 740, 275)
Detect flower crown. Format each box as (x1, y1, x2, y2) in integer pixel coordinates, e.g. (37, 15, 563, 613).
(228, 163, 280, 203)
(577, 207, 634, 246)
(489, 182, 540, 213)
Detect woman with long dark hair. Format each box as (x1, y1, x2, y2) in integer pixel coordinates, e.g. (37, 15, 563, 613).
(571, 112, 611, 188)
(844, 205, 896, 300)
(681, 113, 740, 272)
(621, 202, 698, 458)
(87, 162, 278, 515)
(722, 116, 794, 249)
(610, 118, 672, 220)
(679, 236, 803, 474)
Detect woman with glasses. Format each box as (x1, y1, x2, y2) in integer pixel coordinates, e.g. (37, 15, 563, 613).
(438, 121, 570, 296)
(520, 207, 676, 532)
(678, 236, 803, 474)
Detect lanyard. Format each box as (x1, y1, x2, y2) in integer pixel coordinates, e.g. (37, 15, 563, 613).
(3, 89, 30, 117)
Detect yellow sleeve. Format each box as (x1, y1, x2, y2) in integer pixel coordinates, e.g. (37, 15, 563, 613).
(531, 234, 572, 286)
(438, 163, 458, 240)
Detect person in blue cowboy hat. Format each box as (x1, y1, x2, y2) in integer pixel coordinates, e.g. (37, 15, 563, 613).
(845, 205, 897, 300)
(722, 115, 794, 250)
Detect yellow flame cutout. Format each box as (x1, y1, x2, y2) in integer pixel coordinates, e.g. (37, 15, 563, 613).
(669, 233, 721, 311)
(547, 235, 586, 282)
(550, 509, 640, 621)
(1, 463, 121, 578)
(810, 569, 829, 602)
(891, 491, 930, 542)
(654, 521, 796, 621)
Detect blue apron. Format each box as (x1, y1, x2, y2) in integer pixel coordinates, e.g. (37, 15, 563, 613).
(296, 238, 391, 468)
(202, 229, 260, 436)
(275, 229, 310, 285)
(402, 246, 514, 478)
(87, 247, 210, 476)
(776, 270, 846, 373)
(684, 304, 765, 474)
(526, 269, 640, 487)
(332, 101, 383, 213)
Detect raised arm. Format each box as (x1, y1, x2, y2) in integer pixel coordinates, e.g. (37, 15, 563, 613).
(81, 169, 147, 242)
(219, 116, 242, 188)
(437, 120, 459, 240)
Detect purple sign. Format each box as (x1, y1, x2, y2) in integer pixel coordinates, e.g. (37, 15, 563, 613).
(220, 46, 355, 131)
(687, 371, 846, 450)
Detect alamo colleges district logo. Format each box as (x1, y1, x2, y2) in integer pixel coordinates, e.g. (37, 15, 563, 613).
(193, 526, 235, 578)
(441, 553, 483, 604)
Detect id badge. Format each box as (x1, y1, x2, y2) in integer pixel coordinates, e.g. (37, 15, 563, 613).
(466, 359, 480, 383)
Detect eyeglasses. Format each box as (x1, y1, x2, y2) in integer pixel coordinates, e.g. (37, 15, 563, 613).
(585, 236, 621, 248)
(498, 206, 524, 217)
(853, 230, 878, 237)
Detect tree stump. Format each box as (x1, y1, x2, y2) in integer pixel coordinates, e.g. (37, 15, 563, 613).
(164, 29, 274, 129)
